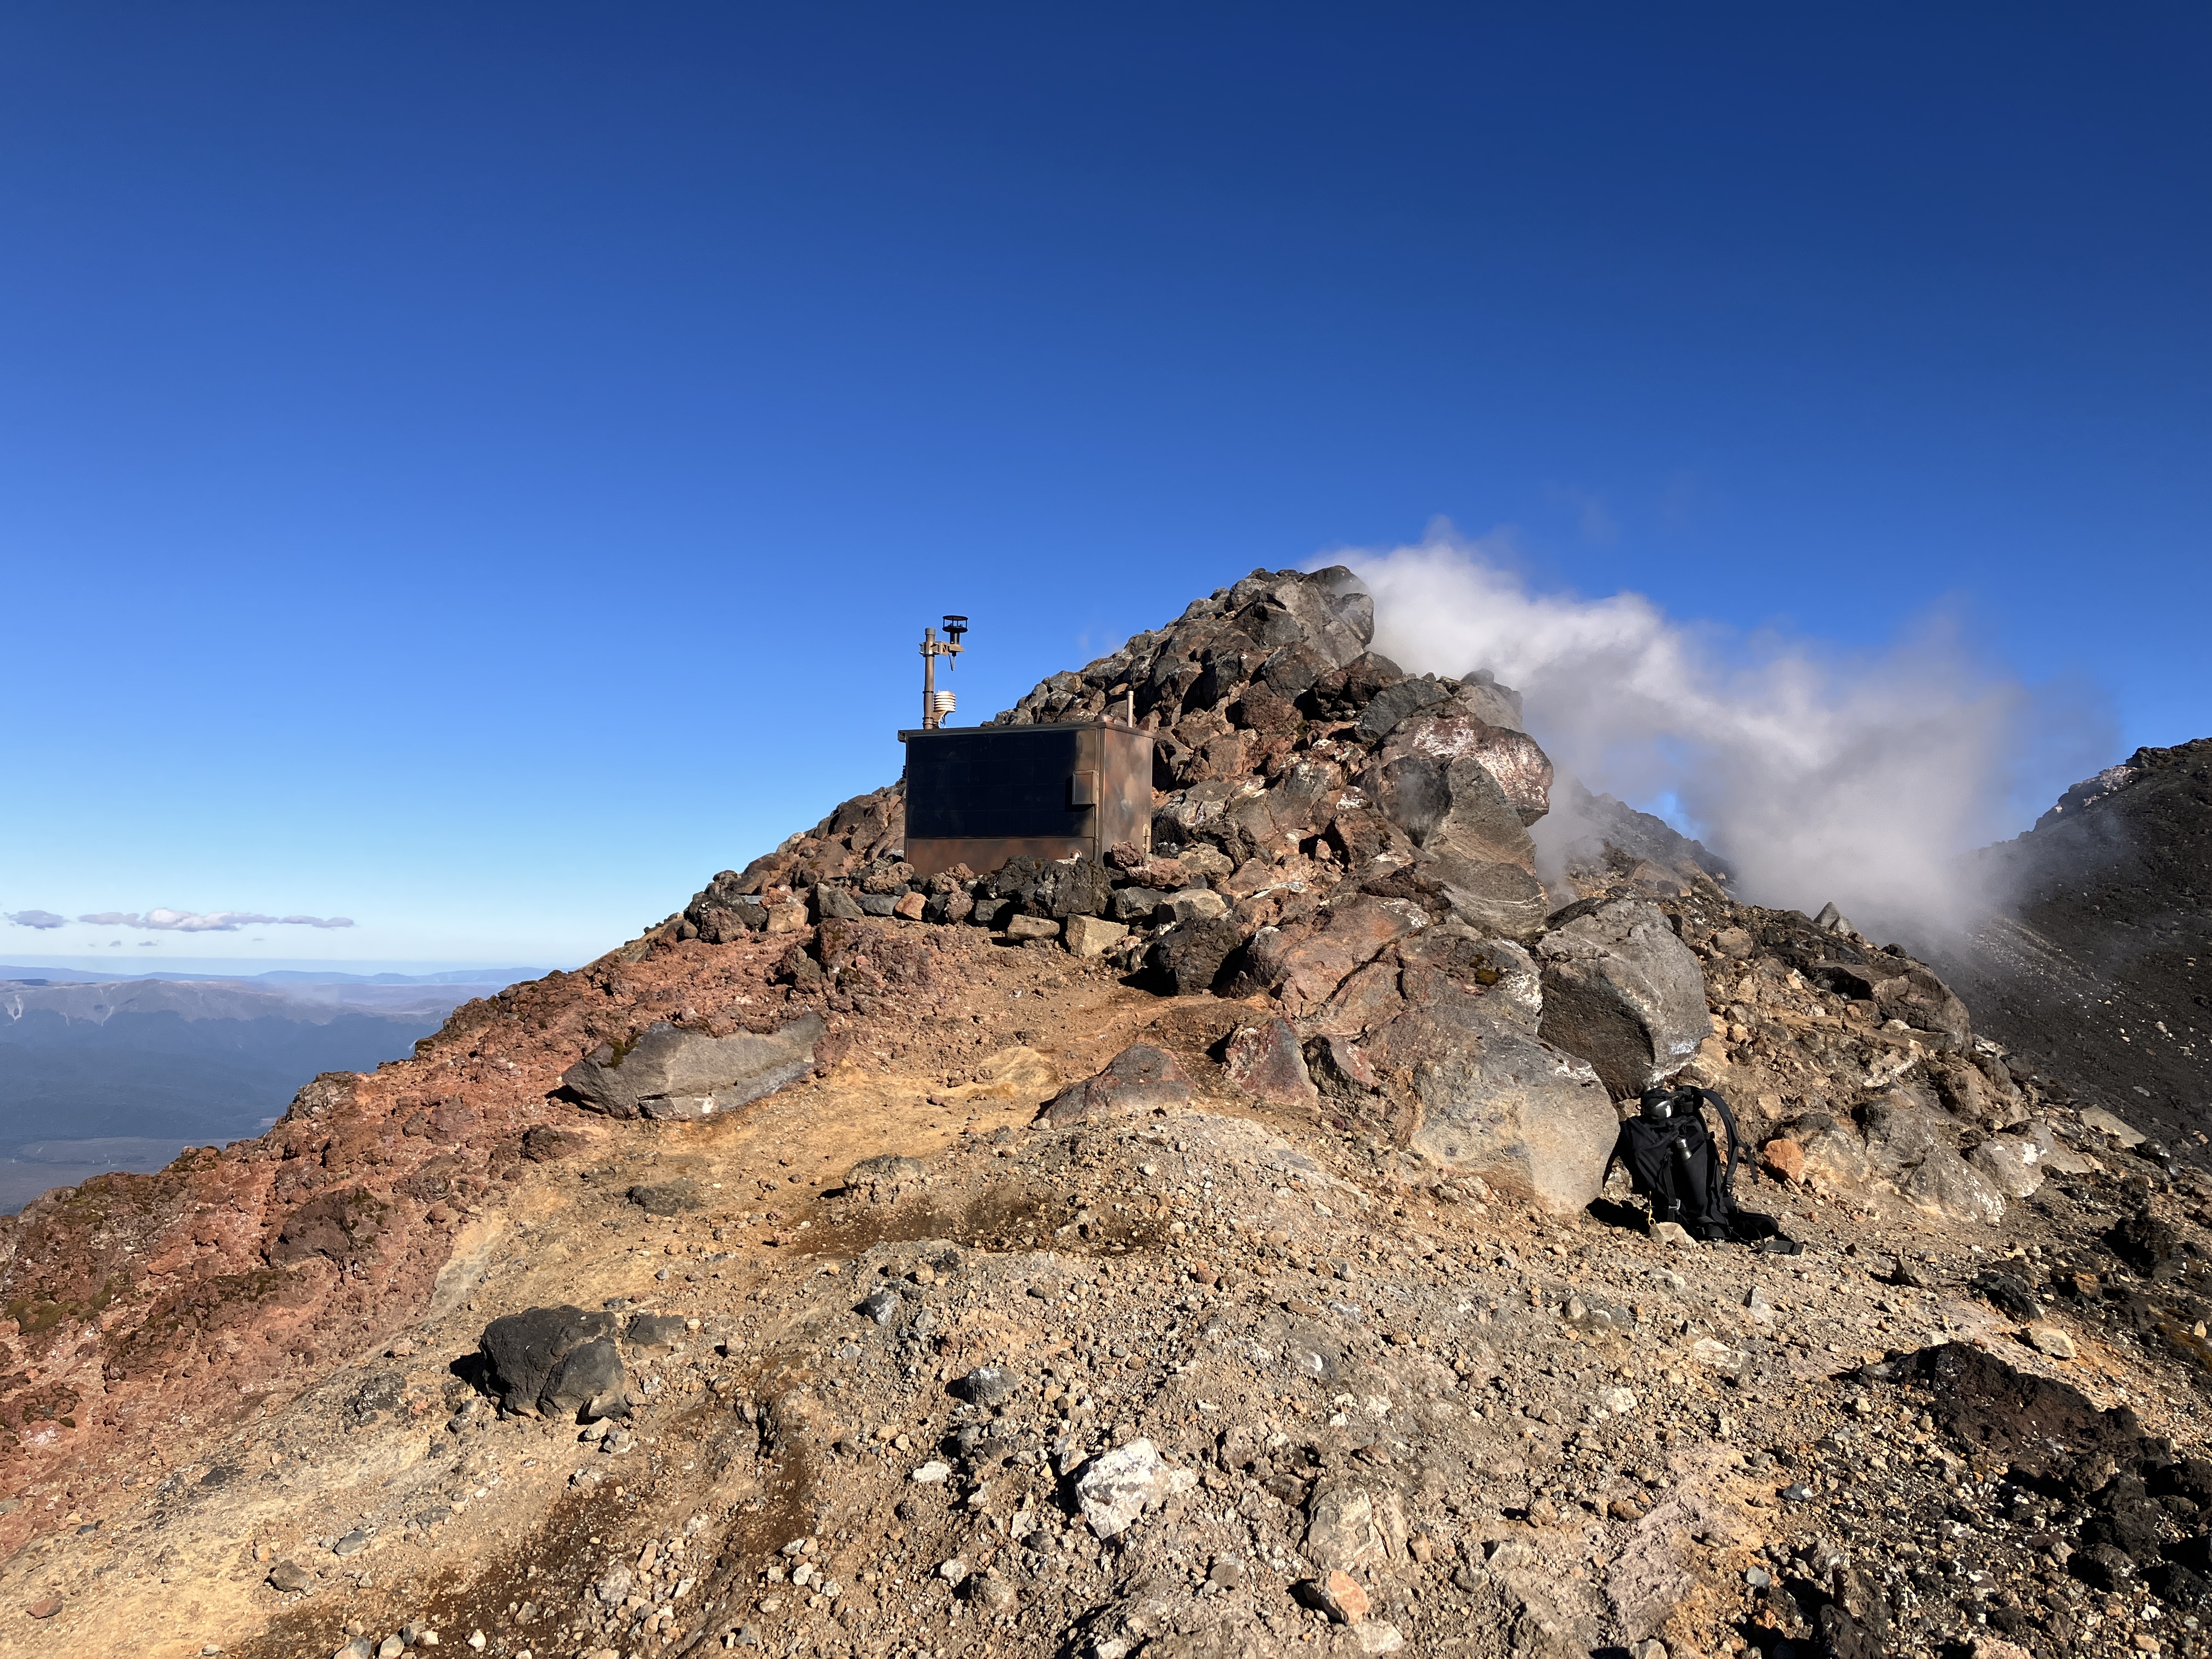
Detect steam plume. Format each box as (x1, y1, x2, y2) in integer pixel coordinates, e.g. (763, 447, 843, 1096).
(1339, 525, 2111, 938)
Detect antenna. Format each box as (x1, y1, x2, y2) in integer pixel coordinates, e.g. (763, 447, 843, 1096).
(921, 614, 969, 729)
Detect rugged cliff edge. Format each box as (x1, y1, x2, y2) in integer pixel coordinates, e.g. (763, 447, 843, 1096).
(0, 570, 2205, 1659)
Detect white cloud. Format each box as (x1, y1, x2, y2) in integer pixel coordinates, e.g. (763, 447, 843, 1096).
(72, 909, 356, 933)
(4, 910, 67, 929)
(1338, 523, 2112, 938)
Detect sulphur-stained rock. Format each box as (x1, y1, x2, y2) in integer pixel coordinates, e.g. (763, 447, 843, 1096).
(1534, 898, 1709, 1099)
(561, 1011, 823, 1120)
(1036, 1043, 1194, 1128)
(1222, 1018, 1319, 1109)
(478, 1306, 628, 1420)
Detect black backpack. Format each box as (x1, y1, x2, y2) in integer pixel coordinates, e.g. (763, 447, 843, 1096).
(1611, 1084, 1798, 1251)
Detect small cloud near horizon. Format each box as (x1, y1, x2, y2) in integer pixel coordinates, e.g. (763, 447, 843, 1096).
(4, 910, 68, 930)
(71, 909, 356, 932)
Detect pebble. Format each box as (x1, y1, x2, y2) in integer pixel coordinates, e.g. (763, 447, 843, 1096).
(856, 1289, 901, 1325)
(954, 1364, 1017, 1405)
(2025, 1323, 2078, 1359)
(331, 1530, 369, 1558)
(910, 1460, 953, 1483)
(268, 1560, 315, 1593)
(1296, 1568, 1370, 1625)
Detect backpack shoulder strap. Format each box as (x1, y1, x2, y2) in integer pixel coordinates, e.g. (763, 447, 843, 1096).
(1690, 1087, 1743, 1205)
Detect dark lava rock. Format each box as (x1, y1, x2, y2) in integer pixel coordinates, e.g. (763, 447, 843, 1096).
(1970, 1268, 2042, 1322)
(983, 856, 1113, 919)
(1148, 916, 1246, 996)
(1896, 1341, 2143, 1478)
(2108, 1207, 2183, 1278)
(478, 1305, 627, 1420)
(627, 1181, 703, 1216)
(952, 1365, 1018, 1406)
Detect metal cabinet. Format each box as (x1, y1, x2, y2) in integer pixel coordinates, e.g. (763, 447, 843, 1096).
(898, 721, 1154, 879)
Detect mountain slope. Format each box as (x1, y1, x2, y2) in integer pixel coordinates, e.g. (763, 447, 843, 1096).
(0, 571, 2206, 1659)
(1930, 737, 2212, 1148)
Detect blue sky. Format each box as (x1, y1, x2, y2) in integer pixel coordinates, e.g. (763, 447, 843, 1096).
(3, 5, 2207, 969)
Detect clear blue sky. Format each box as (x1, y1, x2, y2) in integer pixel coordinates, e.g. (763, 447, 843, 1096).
(4, 5, 2207, 969)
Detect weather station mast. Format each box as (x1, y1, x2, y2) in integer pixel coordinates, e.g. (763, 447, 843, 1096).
(919, 614, 968, 729)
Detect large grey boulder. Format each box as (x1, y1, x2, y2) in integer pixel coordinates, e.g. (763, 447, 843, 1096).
(1454, 669, 1525, 733)
(561, 1011, 824, 1121)
(1364, 984, 1618, 1215)
(1372, 704, 1552, 826)
(478, 1306, 628, 1420)
(1534, 899, 1709, 1099)
(1365, 751, 1550, 938)
(1859, 1089, 2007, 1224)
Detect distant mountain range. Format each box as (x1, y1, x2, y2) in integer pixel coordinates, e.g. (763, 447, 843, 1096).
(0, 964, 545, 986)
(0, 966, 543, 1211)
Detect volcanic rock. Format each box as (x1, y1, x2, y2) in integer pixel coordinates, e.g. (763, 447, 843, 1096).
(1534, 898, 1709, 1099)
(1035, 1043, 1193, 1128)
(561, 1012, 825, 1120)
(477, 1306, 628, 1420)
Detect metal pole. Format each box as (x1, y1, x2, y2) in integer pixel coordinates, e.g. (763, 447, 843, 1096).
(922, 626, 938, 729)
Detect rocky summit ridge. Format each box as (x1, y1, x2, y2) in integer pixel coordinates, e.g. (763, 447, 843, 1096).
(0, 568, 2207, 1659)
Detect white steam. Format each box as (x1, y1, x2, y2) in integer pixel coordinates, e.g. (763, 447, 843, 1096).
(1342, 526, 2109, 938)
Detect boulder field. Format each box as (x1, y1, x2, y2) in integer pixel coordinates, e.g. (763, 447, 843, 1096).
(0, 568, 2203, 1659)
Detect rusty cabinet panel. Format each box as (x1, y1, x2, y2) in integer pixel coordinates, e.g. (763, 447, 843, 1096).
(899, 721, 1153, 879)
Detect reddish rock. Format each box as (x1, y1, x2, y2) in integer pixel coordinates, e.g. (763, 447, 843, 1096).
(25, 1595, 61, 1619)
(1036, 1044, 1193, 1128)
(1245, 901, 1419, 1017)
(1222, 1019, 1319, 1109)
(1762, 1138, 1807, 1184)
(1295, 1570, 1369, 1625)
(893, 891, 927, 921)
